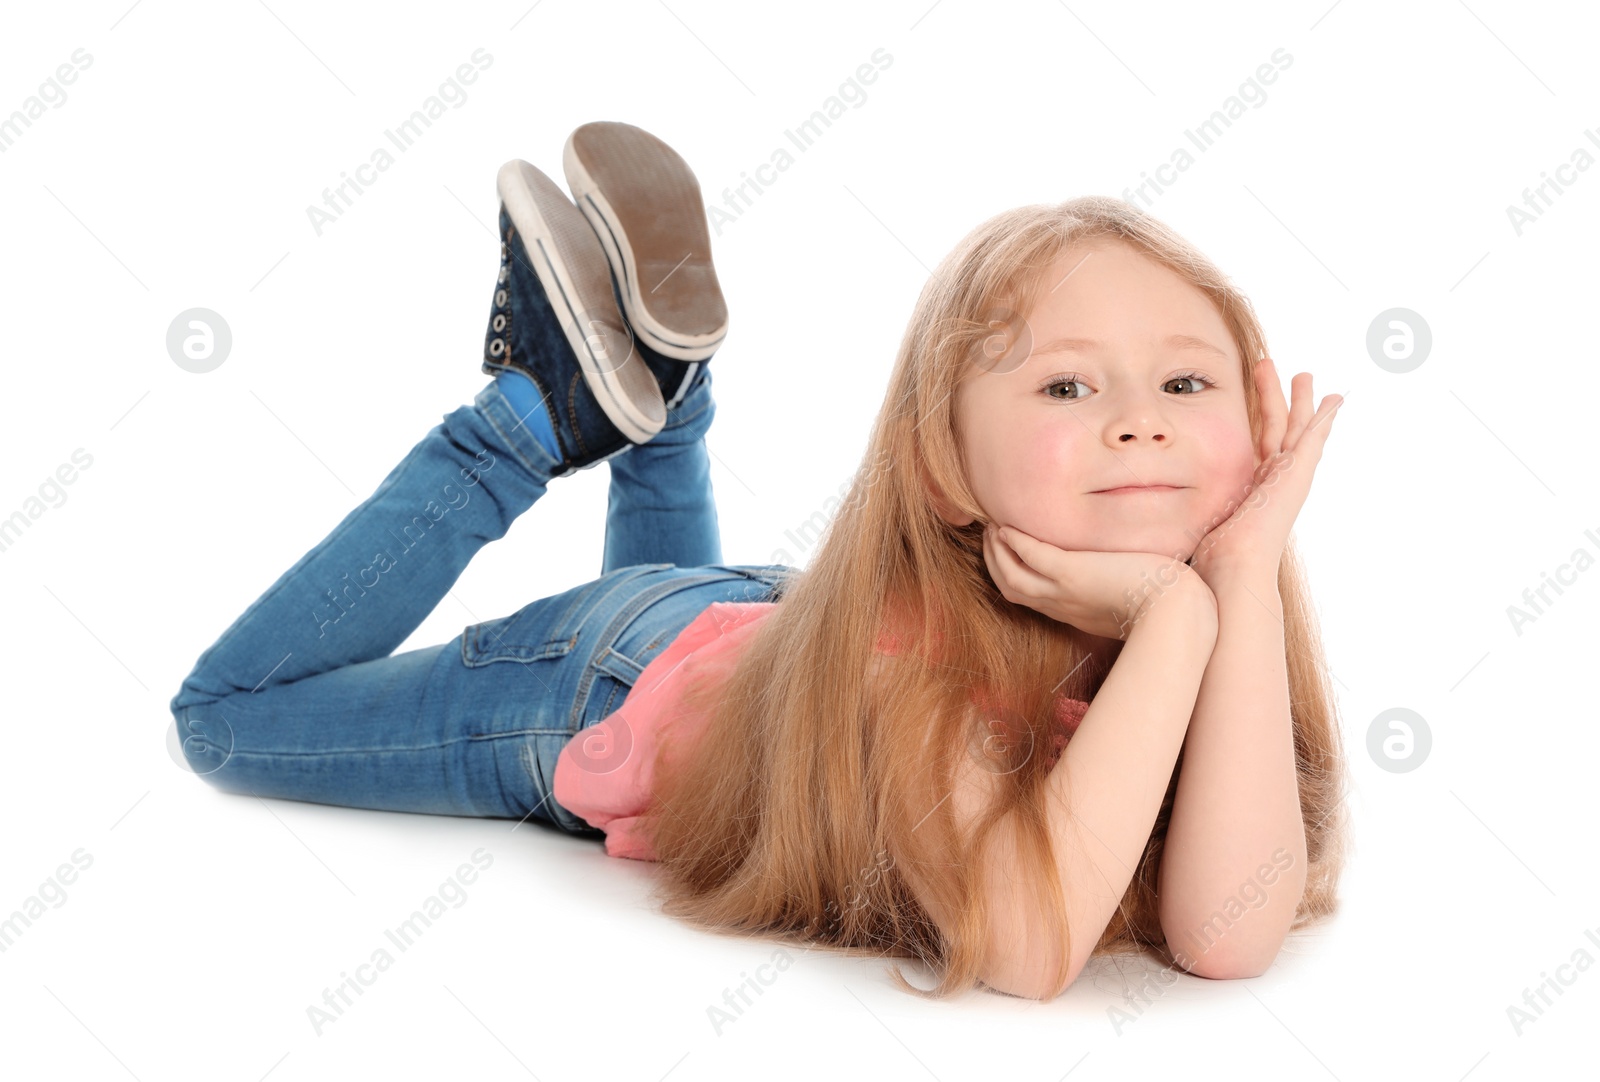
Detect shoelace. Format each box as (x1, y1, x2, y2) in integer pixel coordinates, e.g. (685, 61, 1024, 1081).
(487, 235, 511, 361)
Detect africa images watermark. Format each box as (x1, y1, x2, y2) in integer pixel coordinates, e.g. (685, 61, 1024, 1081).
(1504, 525, 1600, 637)
(1107, 846, 1297, 1033)
(1504, 922, 1600, 1036)
(705, 948, 796, 1036)
(1121, 47, 1293, 209)
(1504, 127, 1600, 237)
(768, 447, 895, 567)
(709, 47, 893, 236)
(0, 849, 94, 955)
(0, 48, 93, 155)
(311, 448, 496, 639)
(305, 48, 493, 237)
(305, 848, 495, 1036)
(0, 448, 95, 557)
(706, 847, 896, 1035)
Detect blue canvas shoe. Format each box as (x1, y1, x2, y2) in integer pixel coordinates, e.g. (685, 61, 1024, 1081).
(481, 159, 668, 475)
(616, 286, 711, 412)
(562, 121, 726, 411)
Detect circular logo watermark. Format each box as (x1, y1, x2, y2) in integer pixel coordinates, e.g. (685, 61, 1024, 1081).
(1366, 706, 1431, 773)
(968, 305, 1034, 377)
(571, 308, 638, 378)
(167, 308, 233, 373)
(566, 715, 634, 776)
(167, 713, 235, 775)
(1366, 308, 1431, 374)
(970, 714, 1038, 776)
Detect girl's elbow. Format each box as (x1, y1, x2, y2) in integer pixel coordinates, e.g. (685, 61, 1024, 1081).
(980, 929, 1086, 1001)
(982, 960, 1083, 1001)
(1174, 940, 1282, 980)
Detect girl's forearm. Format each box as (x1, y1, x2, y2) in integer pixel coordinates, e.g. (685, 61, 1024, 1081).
(1022, 582, 1218, 995)
(1156, 576, 1308, 978)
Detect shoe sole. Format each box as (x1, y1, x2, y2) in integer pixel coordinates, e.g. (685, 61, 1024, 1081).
(495, 159, 665, 446)
(563, 122, 728, 362)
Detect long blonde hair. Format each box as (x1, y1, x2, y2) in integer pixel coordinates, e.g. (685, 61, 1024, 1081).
(644, 196, 1349, 998)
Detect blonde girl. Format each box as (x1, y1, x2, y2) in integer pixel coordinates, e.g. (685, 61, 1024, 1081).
(647, 195, 1350, 1001)
(170, 120, 1349, 1004)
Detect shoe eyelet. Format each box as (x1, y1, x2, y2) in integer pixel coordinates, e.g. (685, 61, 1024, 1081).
(498, 266, 508, 283)
(500, 242, 508, 260)
(492, 314, 507, 332)
(489, 338, 505, 357)
(495, 289, 508, 307)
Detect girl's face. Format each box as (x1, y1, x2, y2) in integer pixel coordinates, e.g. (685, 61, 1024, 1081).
(948, 239, 1259, 561)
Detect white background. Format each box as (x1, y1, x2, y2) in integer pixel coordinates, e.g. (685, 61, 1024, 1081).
(2, 0, 1596, 1078)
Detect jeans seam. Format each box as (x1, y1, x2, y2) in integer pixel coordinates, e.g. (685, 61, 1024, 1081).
(522, 740, 552, 822)
(481, 381, 558, 479)
(570, 570, 733, 729)
(218, 736, 509, 757)
(172, 441, 432, 711)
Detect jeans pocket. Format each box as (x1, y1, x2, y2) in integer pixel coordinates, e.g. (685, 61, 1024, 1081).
(593, 565, 792, 691)
(460, 564, 787, 833)
(460, 615, 577, 666)
(459, 564, 677, 669)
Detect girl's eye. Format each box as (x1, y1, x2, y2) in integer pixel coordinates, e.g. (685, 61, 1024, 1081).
(1163, 371, 1217, 395)
(1040, 376, 1091, 400)
(1038, 370, 1218, 401)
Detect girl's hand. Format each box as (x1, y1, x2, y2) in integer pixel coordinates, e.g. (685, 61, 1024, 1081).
(983, 524, 1215, 640)
(1190, 359, 1344, 590)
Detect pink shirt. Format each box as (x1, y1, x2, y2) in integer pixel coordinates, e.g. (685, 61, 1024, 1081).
(553, 600, 1091, 861)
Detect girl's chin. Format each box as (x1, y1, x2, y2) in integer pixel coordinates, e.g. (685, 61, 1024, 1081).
(1051, 528, 1194, 559)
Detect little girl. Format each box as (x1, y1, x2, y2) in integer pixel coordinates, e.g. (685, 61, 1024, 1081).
(171, 120, 1349, 1003)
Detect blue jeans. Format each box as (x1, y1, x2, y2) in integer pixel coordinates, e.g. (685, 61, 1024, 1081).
(169, 369, 794, 836)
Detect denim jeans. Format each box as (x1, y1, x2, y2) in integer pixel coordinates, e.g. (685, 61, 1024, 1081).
(169, 368, 795, 836)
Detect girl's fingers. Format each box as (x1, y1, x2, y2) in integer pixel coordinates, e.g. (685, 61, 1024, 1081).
(1257, 358, 1290, 463)
(1283, 372, 1320, 451)
(1293, 393, 1344, 455)
(983, 524, 1016, 591)
(990, 525, 1051, 590)
(985, 526, 1034, 600)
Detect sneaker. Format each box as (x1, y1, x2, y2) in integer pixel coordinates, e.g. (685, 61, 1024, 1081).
(629, 319, 709, 412)
(562, 122, 728, 369)
(481, 159, 667, 473)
